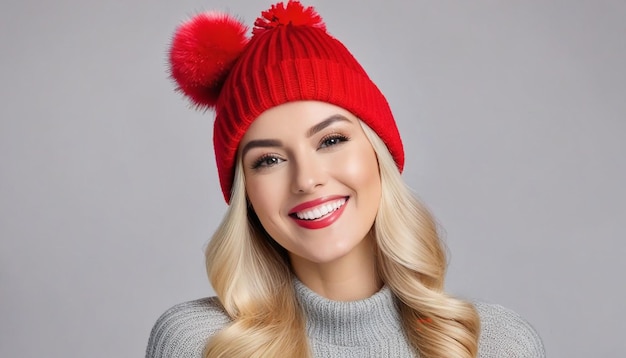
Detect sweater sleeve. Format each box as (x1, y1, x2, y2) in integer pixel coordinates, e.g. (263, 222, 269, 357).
(475, 302, 546, 358)
(145, 297, 231, 358)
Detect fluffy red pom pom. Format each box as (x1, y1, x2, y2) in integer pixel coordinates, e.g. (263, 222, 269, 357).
(254, 0, 325, 35)
(169, 13, 248, 109)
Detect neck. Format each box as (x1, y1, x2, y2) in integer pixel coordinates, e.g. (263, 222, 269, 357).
(293, 278, 406, 348)
(290, 233, 382, 301)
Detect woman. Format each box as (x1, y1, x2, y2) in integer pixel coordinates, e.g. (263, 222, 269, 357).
(146, 1, 545, 357)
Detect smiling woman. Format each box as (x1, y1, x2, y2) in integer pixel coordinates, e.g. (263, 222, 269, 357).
(242, 102, 382, 277)
(145, 1, 545, 357)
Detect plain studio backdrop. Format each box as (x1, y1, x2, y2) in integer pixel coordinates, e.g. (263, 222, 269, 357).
(1, 0, 624, 356)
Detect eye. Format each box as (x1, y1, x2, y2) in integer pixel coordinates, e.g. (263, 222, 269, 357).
(251, 154, 284, 169)
(319, 134, 350, 149)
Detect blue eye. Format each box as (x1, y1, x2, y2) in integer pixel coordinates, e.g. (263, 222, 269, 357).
(320, 134, 349, 148)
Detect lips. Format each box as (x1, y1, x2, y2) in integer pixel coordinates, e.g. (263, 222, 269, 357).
(288, 195, 349, 230)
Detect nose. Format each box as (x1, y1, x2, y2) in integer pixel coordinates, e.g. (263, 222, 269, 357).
(290, 152, 328, 194)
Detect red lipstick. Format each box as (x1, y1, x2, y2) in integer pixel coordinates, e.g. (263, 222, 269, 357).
(288, 196, 349, 230)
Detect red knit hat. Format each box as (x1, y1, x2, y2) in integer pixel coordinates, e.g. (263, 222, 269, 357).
(169, 1, 404, 203)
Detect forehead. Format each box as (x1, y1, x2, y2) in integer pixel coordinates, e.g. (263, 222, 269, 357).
(243, 101, 356, 139)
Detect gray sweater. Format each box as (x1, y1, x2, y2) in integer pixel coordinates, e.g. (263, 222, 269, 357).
(146, 280, 545, 357)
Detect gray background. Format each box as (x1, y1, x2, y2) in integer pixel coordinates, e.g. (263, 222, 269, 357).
(1, 0, 624, 357)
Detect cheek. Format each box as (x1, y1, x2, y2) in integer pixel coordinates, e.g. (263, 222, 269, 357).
(245, 177, 293, 250)
(245, 175, 288, 232)
(246, 178, 275, 213)
(342, 147, 380, 189)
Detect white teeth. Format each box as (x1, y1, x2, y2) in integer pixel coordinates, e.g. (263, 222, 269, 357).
(295, 198, 346, 220)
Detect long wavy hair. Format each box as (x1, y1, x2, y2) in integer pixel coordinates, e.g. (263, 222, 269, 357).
(203, 121, 480, 358)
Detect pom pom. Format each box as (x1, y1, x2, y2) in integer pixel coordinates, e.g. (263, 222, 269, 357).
(169, 12, 249, 109)
(253, 0, 326, 35)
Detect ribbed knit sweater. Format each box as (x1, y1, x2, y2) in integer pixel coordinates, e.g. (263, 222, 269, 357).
(146, 280, 545, 357)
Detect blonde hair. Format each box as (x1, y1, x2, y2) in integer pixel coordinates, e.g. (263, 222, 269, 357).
(203, 121, 480, 357)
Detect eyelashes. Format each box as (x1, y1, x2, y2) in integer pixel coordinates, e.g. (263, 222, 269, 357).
(251, 153, 283, 169)
(249, 133, 351, 170)
(319, 133, 350, 148)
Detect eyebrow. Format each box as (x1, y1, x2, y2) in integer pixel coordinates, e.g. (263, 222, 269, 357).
(306, 114, 350, 138)
(241, 139, 283, 158)
(241, 114, 351, 158)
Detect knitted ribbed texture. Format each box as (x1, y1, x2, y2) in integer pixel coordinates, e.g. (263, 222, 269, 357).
(168, 2, 405, 202)
(145, 280, 546, 357)
(212, 22, 403, 202)
(294, 279, 415, 356)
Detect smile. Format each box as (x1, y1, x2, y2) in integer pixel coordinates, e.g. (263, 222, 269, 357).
(288, 196, 349, 230)
(294, 198, 346, 220)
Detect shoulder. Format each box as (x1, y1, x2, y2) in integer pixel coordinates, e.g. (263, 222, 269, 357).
(474, 301, 546, 358)
(145, 297, 231, 358)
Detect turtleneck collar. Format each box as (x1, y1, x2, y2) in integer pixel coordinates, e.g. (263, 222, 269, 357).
(293, 278, 406, 347)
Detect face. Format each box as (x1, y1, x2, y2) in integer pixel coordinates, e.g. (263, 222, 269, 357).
(241, 101, 382, 266)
